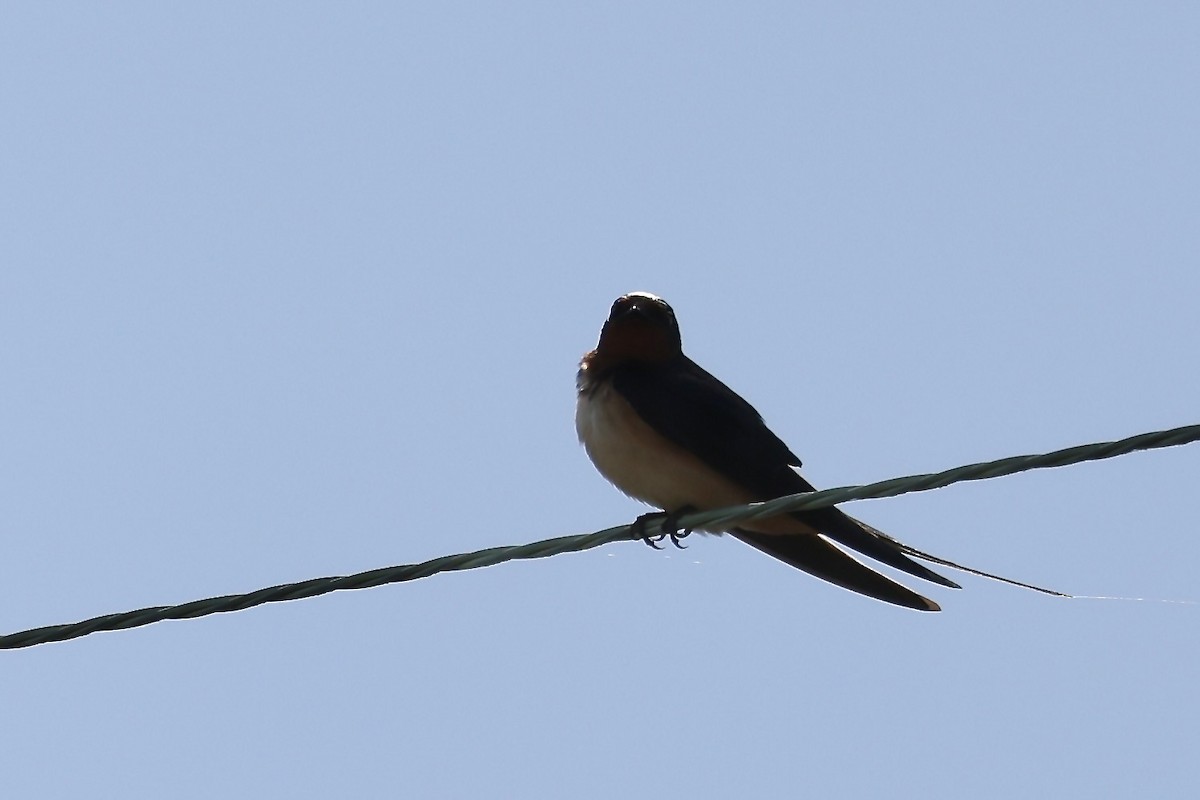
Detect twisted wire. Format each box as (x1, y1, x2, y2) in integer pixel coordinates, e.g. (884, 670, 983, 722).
(3, 422, 1196, 650)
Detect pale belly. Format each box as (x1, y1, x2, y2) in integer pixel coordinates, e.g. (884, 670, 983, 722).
(576, 382, 799, 534)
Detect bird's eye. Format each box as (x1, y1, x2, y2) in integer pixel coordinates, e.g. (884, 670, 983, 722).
(608, 297, 634, 320)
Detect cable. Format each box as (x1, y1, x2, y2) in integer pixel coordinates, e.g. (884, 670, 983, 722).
(2, 422, 1197, 650)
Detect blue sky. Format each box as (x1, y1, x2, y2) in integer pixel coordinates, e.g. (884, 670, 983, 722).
(2, 3, 1198, 797)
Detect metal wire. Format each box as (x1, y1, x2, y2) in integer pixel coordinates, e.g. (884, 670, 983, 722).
(3, 422, 1197, 650)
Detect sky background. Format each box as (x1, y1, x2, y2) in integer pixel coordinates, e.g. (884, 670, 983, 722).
(2, 3, 1198, 798)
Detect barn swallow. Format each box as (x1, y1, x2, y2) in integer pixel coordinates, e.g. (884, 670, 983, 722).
(576, 292, 1045, 611)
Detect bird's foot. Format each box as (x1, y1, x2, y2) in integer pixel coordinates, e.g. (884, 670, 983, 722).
(631, 512, 669, 549)
(631, 506, 697, 550)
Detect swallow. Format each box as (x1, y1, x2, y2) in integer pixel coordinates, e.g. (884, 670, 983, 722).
(576, 292, 1056, 611)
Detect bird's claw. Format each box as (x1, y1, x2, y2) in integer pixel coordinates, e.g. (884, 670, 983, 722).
(631, 513, 667, 549)
(632, 507, 697, 550)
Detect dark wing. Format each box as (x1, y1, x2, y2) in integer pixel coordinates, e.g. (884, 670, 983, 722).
(611, 356, 959, 593)
(609, 356, 805, 490)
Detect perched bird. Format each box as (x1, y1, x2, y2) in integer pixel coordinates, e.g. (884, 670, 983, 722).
(576, 291, 1042, 611)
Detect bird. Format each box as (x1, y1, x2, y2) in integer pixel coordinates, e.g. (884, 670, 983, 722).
(575, 291, 1050, 611)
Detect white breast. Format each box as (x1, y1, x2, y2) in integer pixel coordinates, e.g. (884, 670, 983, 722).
(575, 381, 757, 529)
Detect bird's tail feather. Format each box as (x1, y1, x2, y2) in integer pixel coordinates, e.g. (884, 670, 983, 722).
(732, 529, 941, 611)
(805, 508, 962, 589)
(851, 519, 1071, 598)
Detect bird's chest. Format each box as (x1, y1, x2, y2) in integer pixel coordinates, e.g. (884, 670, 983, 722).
(575, 381, 752, 516)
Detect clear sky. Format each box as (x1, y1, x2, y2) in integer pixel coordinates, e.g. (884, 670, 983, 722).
(3, 4, 1198, 798)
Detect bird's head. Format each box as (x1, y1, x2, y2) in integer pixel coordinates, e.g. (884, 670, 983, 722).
(581, 292, 683, 380)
